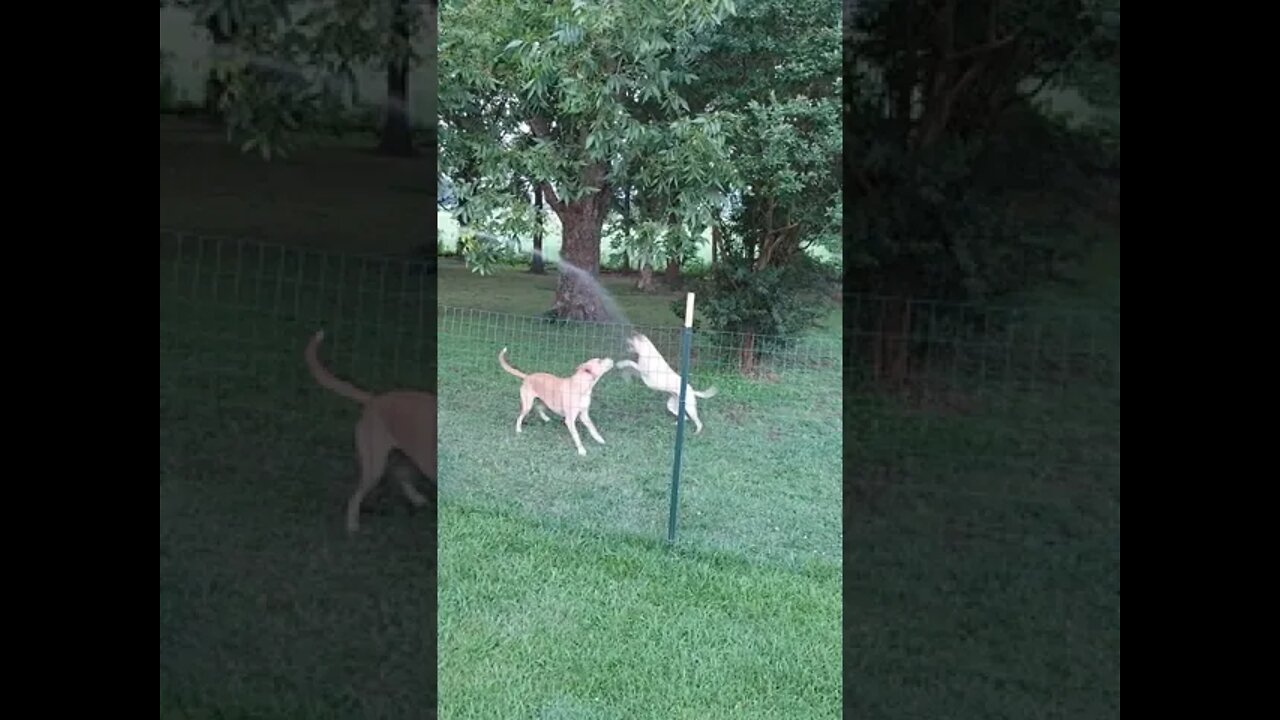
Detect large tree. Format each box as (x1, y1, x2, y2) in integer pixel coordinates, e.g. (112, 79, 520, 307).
(671, 0, 842, 368)
(378, 0, 418, 156)
(687, 0, 842, 271)
(440, 0, 737, 321)
(180, 0, 431, 159)
(846, 0, 1120, 383)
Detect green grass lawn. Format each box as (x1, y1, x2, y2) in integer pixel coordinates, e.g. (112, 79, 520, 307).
(436, 305, 842, 567)
(160, 115, 432, 257)
(159, 223, 843, 718)
(160, 116, 1118, 719)
(438, 507, 840, 718)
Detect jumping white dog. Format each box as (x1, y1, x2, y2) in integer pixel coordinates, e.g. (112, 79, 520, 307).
(615, 332, 718, 434)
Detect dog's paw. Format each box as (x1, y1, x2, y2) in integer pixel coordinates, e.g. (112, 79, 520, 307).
(577, 448, 587, 456)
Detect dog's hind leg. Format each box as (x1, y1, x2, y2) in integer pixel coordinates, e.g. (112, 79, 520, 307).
(686, 401, 704, 434)
(666, 394, 704, 434)
(399, 447, 434, 508)
(348, 418, 390, 533)
(398, 478, 428, 507)
(516, 386, 537, 433)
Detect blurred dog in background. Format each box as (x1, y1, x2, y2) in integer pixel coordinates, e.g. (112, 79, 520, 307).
(305, 330, 435, 533)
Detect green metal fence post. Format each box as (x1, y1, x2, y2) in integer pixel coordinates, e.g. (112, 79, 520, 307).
(667, 292, 696, 544)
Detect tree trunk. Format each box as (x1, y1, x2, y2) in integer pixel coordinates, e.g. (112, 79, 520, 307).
(378, 2, 415, 157)
(740, 332, 757, 376)
(665, 211, 683, 283)
(530, 184, 546, 274)
(637, 263, 654, 291)
(203, 15, 236, 118)
(873, 296, 913, 390)
(620, 185, 633, 273)
(551, 193, 611, 321)
(379, 64, 414, 156)
(710, 223, 720, 268)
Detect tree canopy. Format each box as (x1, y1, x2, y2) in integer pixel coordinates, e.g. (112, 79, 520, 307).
(846, 0, 1120, 382)
(441, 0, 844, 337)
(847, 0, 1120, 301)
(162, 0, 433, 158)
(440, 0, 740, 320)
(676, 0, 842, 347)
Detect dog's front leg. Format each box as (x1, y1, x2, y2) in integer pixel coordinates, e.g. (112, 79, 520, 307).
(580, 410, 606, 445)
(564, 414, 588, 455)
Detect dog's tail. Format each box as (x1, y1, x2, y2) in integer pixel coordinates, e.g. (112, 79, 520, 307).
(497, 347, 527, 379)
(692, 385, 718, 399)
(304, 330, 373, 404)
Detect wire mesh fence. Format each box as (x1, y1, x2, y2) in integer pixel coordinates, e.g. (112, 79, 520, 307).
(436, 304, 844, 565)
(160, 228, 438, 507)
(160, 225, 1119, 711)
(159, 228, 439, 716)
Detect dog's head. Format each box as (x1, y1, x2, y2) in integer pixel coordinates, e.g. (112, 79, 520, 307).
(626, 332, 658, 357)
(575, 357, 615, 380)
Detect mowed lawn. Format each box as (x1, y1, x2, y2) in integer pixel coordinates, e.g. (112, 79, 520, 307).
(159, 111, 845, 720)
(161, 114, 1116, 719)
(439, 507, 840, 719)
(434, 256, 844, 717)
(159, 241, 844, 719)
(435, 251, 842, 561)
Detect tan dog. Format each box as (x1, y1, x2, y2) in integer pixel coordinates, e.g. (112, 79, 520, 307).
(615, 332, 718, 434)
(498, 347, 614, 456)
(305, 330, 435, 533)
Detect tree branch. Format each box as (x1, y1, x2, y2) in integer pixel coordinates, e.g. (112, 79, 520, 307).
(526, 114, 566, 212)
(950, 30, 1022, 62)
(915, 7, 1022, 151)
(754, 222, 799, 271)
(944, 60, 988, 118)
(540, 181, 564, 213)
(1013, 37, 1092, 106)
